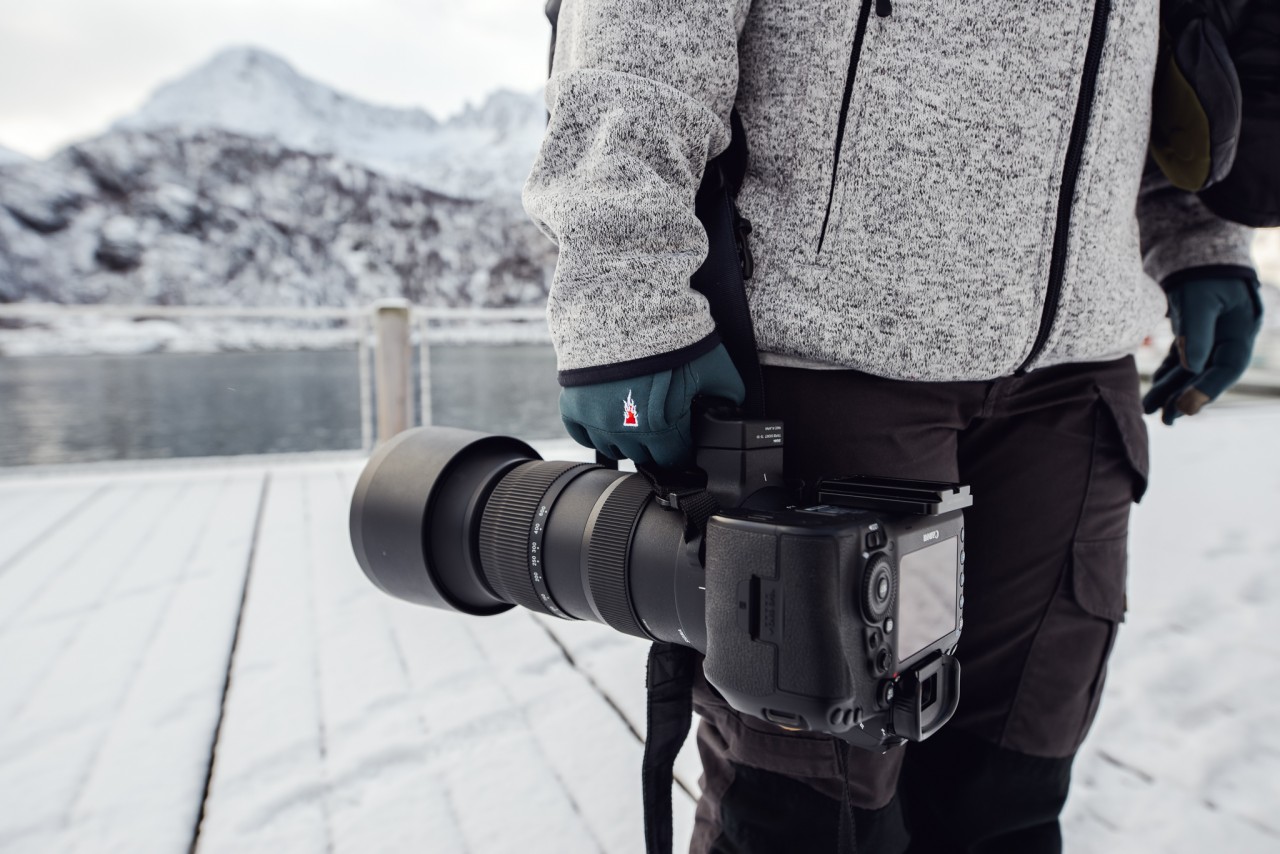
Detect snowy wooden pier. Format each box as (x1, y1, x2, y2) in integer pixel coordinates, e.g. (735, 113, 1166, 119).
(2, 413, 1280, 853)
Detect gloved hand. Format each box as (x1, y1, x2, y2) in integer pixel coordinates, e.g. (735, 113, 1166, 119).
(559, 343, 746, 469)
(1142, 275, 1263, 425)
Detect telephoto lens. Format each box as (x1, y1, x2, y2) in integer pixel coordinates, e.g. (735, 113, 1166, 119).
(349, 426, 709, 649)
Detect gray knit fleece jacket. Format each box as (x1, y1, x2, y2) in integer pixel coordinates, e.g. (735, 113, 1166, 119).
(523, 0, 1256, 384)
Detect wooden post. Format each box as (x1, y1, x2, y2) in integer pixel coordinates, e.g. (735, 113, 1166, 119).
(373, 299, 413, 443)
(357, 313, 374, 452)
(417, 312, 433, 426)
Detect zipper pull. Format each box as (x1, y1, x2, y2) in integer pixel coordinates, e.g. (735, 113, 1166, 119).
(876, 0, 891, 17)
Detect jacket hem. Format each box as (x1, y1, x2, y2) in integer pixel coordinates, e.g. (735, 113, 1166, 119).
(558, 332, 722, 387)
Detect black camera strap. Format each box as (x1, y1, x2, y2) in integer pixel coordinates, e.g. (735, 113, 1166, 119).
(641, 641, 699, 854)
(833, 742, 860, 854)
(633, 463, 716, 854)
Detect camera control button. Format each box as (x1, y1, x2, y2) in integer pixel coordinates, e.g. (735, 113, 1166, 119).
(862, 556, 895, 623)
(874, 648, 892, 675)
(865, 528, 887, 550)
(878, 680, 897, 708)
(884, 617, 894, 634)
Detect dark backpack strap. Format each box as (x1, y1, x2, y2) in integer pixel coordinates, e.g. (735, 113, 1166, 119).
(691, 109, 765, 419)
(642, 641, 700, 854)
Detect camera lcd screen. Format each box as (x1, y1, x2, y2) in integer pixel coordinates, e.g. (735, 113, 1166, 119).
(897, 537, 958, 661)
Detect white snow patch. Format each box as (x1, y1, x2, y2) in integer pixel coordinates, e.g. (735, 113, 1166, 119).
(0, 143, 33, 166)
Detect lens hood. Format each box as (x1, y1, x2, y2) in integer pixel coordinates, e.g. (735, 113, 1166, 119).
(350, 427, 538, 615)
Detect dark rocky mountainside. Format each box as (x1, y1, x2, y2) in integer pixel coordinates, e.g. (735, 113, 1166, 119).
(0, 128, 553, 308)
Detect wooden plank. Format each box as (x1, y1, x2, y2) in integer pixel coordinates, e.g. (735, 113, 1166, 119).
(0, 478, 200, 731)
(62, 475, 264, 853)
(0, 482, 106, 571)
(0, 482, 140, 618)
(196, 470, 333, 853)
(536, 616, 701, 843)
(304, 468, 473, 853)
(0, 476, 231, 851)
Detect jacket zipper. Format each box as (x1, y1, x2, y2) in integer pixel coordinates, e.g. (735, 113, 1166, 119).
(1016, 0, 1111, 374)
(816, 0, 877, 255)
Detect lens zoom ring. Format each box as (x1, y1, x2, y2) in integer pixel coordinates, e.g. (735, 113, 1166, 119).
(480, 460, 584, 615)
(586, 475, 653, 640)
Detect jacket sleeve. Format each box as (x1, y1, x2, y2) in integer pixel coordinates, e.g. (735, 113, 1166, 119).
(1137, 168, 1256, 288)
(522, 0, 752, 385)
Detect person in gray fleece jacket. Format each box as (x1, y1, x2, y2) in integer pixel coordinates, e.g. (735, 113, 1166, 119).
(523, 1, 1262, 852)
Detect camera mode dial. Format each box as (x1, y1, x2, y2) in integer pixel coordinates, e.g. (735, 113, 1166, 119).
(862, 554, 895, 624)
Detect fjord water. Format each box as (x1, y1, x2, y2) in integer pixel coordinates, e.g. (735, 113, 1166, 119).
(0, 345, 562, 466)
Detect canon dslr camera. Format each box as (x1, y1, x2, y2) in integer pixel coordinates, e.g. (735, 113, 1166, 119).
(350, 410, 968, 750)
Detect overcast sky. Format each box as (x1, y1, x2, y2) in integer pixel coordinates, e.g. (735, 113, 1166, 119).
(0, 0, 550, 157)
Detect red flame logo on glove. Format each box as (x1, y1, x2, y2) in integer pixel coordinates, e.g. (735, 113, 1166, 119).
(623, 390, 639, 427)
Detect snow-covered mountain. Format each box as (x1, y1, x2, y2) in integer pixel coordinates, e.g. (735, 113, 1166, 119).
(116, 47, 546, 200)
(0, 129, 553, 308)
(0, 47, 556, 312)
(0, 144, 31, 166)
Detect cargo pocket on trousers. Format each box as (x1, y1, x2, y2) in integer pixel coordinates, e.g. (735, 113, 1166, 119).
(1002, 535, 1127, 758)
(1097, 384, 1150, 503)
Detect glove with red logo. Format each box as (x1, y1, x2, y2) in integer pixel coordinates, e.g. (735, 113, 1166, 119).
(559, 343, 745, 469)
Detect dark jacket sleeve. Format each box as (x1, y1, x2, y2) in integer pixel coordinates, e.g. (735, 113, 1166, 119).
(1137, 169, 1256, 287)
(522, 0, 752, 377)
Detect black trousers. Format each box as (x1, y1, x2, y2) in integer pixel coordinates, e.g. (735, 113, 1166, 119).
(691, 357, 1149, 854)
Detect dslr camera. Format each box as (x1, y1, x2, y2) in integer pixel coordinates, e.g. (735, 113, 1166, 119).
(349, 409, 968, 750)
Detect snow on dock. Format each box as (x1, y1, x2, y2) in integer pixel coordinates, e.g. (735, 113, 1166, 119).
(0, 411, 1278, 853)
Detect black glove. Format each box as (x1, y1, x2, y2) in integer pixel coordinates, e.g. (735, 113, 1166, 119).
(1142, 275, 1263, 425)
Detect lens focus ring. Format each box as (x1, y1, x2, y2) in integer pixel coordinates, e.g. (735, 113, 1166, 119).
(585, 475, 654, 640)
(480, 460, 588, 616)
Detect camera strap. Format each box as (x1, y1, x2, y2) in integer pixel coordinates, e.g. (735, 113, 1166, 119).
(642, 641, 699, 854)
(635, 465, 719, 541)
(833, 742, 860, 853)
(634, 464, 720, 854)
